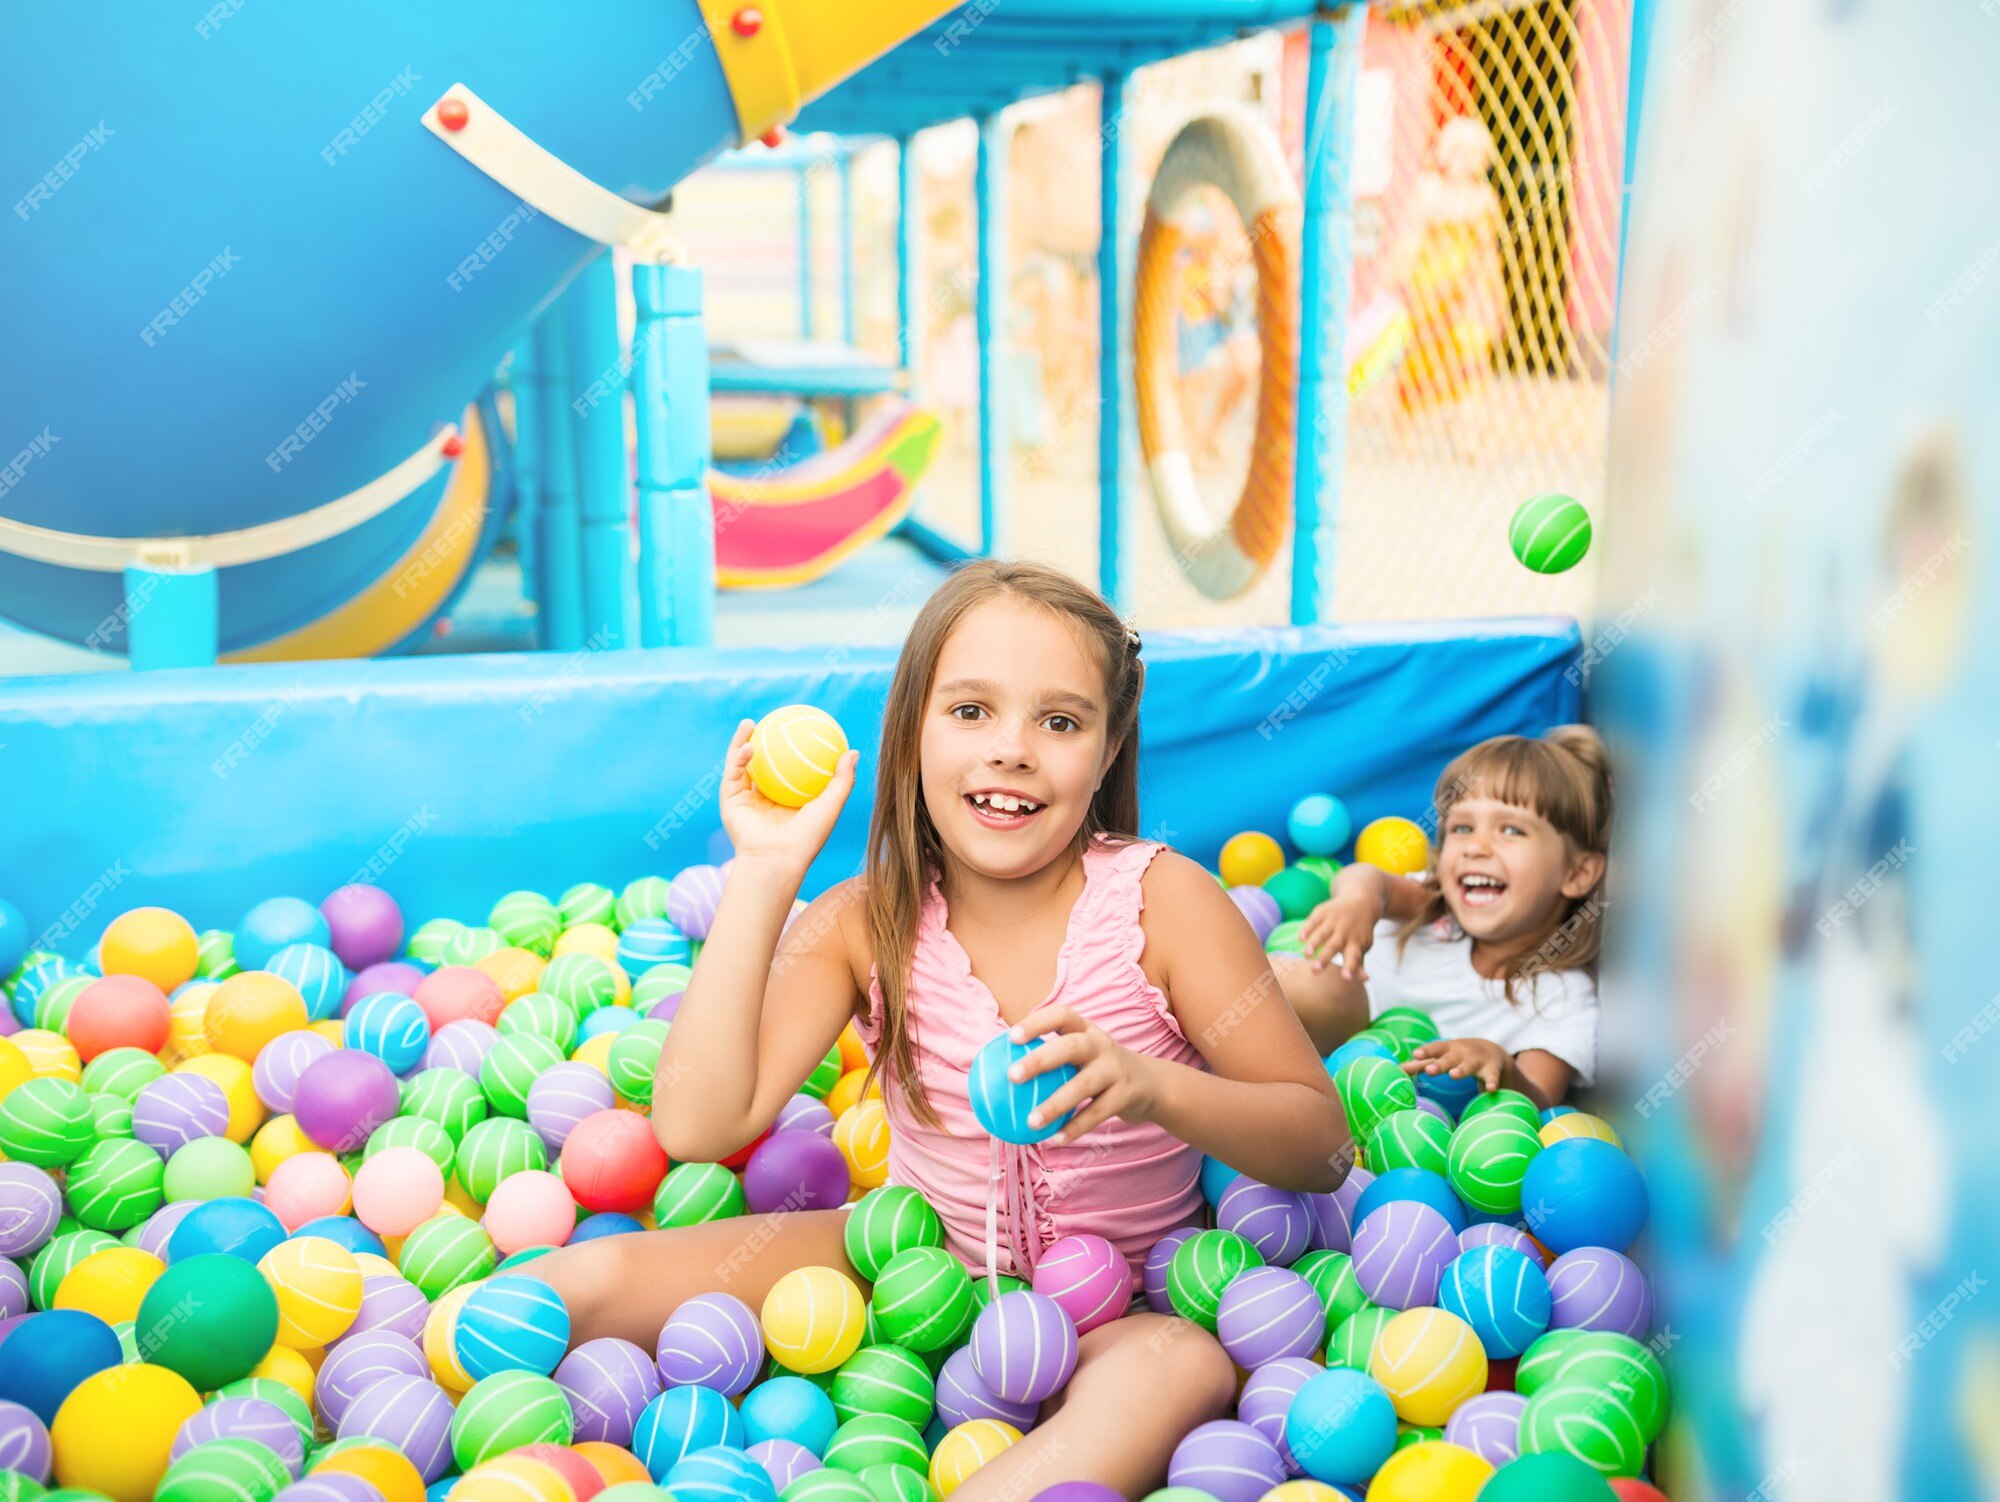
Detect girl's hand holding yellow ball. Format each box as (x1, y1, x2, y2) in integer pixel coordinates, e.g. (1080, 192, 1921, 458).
(722, 706, 858, 876)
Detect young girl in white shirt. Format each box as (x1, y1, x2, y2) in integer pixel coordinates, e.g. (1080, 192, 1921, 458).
(1276, 725, 1612, 1108)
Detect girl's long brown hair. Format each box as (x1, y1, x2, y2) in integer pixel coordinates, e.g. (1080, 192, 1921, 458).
(1396, 724, 1614, 1006)
(863, 561, 1145, 1128)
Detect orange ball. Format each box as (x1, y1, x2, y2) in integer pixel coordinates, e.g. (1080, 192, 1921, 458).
(65, 975, 171, 1061)
(572, 1443, 649, 1489)
(836, 1021, 870, 1075)
(98, 908, 200, 993)
(314, 1443, 425, 1502)
(204, 972, 309, 1061)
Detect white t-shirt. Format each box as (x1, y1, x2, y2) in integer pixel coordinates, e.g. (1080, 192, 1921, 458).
(1362, 917, 1599, 1085)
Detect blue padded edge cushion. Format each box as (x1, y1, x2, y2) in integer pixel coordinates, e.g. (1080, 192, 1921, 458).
(0, 618, 1580, 948)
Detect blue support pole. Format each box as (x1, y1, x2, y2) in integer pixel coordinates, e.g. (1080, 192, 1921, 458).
(1097, 71, 1134, 609)
(532, 310, 585, 652)
(839, 147, 858, 349)
(797, 162, 816, 340)
(1291, 5, 1366, 627)
(507, 336, 543, 615)
(632, 262, 716, 649)
(1612, 0, 1659, 355)
(897, 136, 919, 375)
(975, 111, 1009, 557)
(123, 561, 217, 669)
(564, 254, 633, 649)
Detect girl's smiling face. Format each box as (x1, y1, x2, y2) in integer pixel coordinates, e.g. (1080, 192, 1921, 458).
(921, 598, 1121, 882)
(1438, 795, 1604, 945)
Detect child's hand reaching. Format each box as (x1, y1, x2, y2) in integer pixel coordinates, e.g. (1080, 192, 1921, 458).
(1300, 890, 1385, 979)
(718, 719, 860, 878)
(1005, 1003, 1161, 1148)
(1404, 1036, 1510, 1092)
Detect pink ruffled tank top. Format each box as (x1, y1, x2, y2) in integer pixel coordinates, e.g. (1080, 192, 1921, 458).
(855, 836, 1209, 1286)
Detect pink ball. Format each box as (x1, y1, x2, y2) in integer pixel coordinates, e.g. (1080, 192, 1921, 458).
(66, 975, 170, 1061)
(264, 1151, 353, 1231)
(1030, 1234, 1132, 1334)
(483, 1170, 578, 1257)
(412, 967, 504, 1030)
(351, 1146, 446, 1237)
(321, 885, 405, 971)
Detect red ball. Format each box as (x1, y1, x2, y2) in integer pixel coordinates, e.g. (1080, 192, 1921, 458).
(719, 1126, 769, 1171)
(560, 1108, 669, 1213)
(413, 966, 504, 1030)
(514, 1445, 604, 1502)
(1609, 1483, 1672, 1502)
(1484, 1356, 1518, 1392)
(440, 433, 464, 459)
(436, 96, 470, 131)
(66, 974, 171, 1060)
(730, 6, 763, 37)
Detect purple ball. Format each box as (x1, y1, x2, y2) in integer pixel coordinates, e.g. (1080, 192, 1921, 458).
(969, 1291, 1077, 1405)
(132, 1200, 201, 1261)
(316, 1331, 428, 1429)
(1236, 1356, 1318, 1476)
(1442, 1390, 1526, 1465)
(743, 1130, 851, 1215)
(424, 1018, 500, 1077)
(555, 1336, 663, 1446)
(1307, 1164, 1374, 1256)
(0, 1399, 51, 1483)
(773, 1094, 835, 1139)
(170, 1396, 303, 1476)
(1226, 885, 1283, 943)
(1415, 1097, 1453, 1126)
(0, 1258, 28, 1321)
(1546, 1247, 1652, 1338)
(346, 962, 427, 1014)
(1215, 1267, 1322, 1367)
(347, 1273, 430, 1343)
(337, 1373, 455, 1481)
(1168, 1418, 1287, 1502)
(645, 992, 684, 1024)
(293, 1050, 401, 1153)
(0, 1164, 62, 1258)
(657, 1293, 763, 1396)
(1459, 1222, 1540, 1260)
(252, 1029, 335, 1113)
(1034, 1486, 1125, 1502)
(526, 1062, 618, 1155)
(935, 1346, 1039, 1431)
(1351, 1200, 1459, 1310)
(1144, 1226, 1201, 1313)
(748, 1438, 818, 1491)
(131, 1073, 231, 1158)
(273, 1478, 383, 1502)
(321, 885, 405, 972)
(666, 866, 726, 941)
(1217, 1179, 1312, 1267)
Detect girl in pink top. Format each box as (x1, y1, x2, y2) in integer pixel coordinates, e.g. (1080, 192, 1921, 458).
(538, 560, 1348, 1499)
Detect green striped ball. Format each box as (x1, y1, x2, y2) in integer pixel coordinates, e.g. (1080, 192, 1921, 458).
(869, 1247, 974, 1353)
(855, 1465, 931, 1502)
(1326, 1305, 1397, 1371)
(831, 1343, 935, 1428)
(80, 1047, 168, 1103)
(557, 883, 619, 932)
(33, 975, 93, 1035)
(615, 877, 674, 930)
(66, 1137, 166, 1231)
(1264, 920, 1307, 956)
(539, 954, 621, 1017)
(631, 963, 693, 1012)
(449, 1370, 574, 1470)
(490, 892, 562, 957)
(1293, 1249, 1374, 1334)
(366, 1114, 458, 1180)
(1166, 1229, 1264, 1332)
(1459, 1088, 1543, 1133)
(1393, 1425, 1444, 1454)
(497, 992, 579, 1054)
(801, 1045, 844, 1102)
(157, 1438, 290, 1502)
(843, 1187, 945, 1283)
(479, 1034, 565, 1119)
(89, 1094, 135, 1141)
(1371, 1006, 1441, 1052)
(1332, 1055, 1418, 1142)
(456, 1116, 548, 1203)
(1509, 492, 1593, 575)
(1518, 1380, 1647, 1477)
(406, 918, 466, 968)
(403, 1068, 489, 1144)
(195, 930, 240, 979)
(0, 1077, 95, 1167)
(1367, 1108, 1453, 1177)
(30, 1230, 120, 1309)
(1349, 1026, 1414, 1065)
(441, 926, 504, 968)
(399, 1213, 499, 1300)
(653, 1161, 745, 1228)
(823, 1413, 929, 1476)
(781, 1471, 877, 1502)
(212, 1378, 314, 1447)
(968, 1272, 1028, 1316)
(1297, 855, 1343, 889)
(1447, 1113, 1543, 1216)
(1517, 1329, 1668, 1441)
(607, 1020, 672, 1104)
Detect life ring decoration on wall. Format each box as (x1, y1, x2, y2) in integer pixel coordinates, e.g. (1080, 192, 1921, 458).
(1134, 110, 1301, 601)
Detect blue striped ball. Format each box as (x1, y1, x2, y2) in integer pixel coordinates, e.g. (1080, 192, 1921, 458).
(344, 991, 432, 1075)
(966, 1033, 1073, 1146)
(665, 1445, 777, 1502)
(1436, 1245, 1551, 1358)
(453, 1273, 572, 1380)
(633, 1385, 745, 1480)
(267, 942, 350, 1023)
(617, 919, 692, 975)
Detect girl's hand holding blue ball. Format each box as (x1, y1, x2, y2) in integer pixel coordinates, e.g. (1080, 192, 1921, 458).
(979, 1003, 1161, 1148)
(1406, 1036, 1509, 1092)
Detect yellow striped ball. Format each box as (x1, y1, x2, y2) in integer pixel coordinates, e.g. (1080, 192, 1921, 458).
(166, 984, 217, 1062)
(1539, 1112, 1622, 1150)
(312, 1441, 427, 1502)
(451, 1456, 578, 1502)
(834, 1099, 892, 1193)
(258, 1235, 362, 1349)
(12, 1028, 82, 1083)
(928, 1419, 1022, 1496)
(1261, 1485, 1351, 1501)
(1368, 1309, 1488, 1426)
(761, 1265, 867, 1374)
(749, 705, 849, 808)
(425, 1281, 480, 1392)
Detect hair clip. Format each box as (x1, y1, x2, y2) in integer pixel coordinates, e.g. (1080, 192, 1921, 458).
(1123, 623, 1143, 656)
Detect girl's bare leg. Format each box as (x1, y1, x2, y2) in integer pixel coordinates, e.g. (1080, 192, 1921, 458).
(531, 1208, 863, 1349)
(949, 1313, 1235, 1500)
(1271, 952, 1372, 1057)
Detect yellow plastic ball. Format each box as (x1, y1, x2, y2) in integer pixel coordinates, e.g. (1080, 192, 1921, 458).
(568, 1033, 617, 1076)
(442, 1174, 484, 1218)
(54, 1246, 167, 1325)
(250, 1113, 316, 1184)
(928, 1419, 1022, 1496)
(11, 1028, 81, 1083)
(249, 1342, 318, 1411)
(573, 1442, 650, 1488)
(166, 983, 217, 1062)
(258, 1235, 362, 1349)
(760, 1265, 866, 1374)
(50, 1361, 202, 1502)
(823, 1066, 882, 1121)
(0, 1035, 31, 1104)
(1362, 1440, 1493, 1501)
(1219, 831, 1286, 888)
(475, 947, 546, 1004)
(1540, 1111, 1622, 1150)
(176, 1052, 265, 1142)
(834, 1098, 892, 1193)
(352, 1252, 400, 1280)
(748, 704, 848, 808)
(836, 1021, 870, 1076)
(1263, 1485, 1351, 1501)
(1368, 1309, 1488, 1426)
(424, 1281, 478, 1392)
(310, 1018, 347, 1047)
(1354, 817, 1430, 877)
(313, 1442, 426, 1502)
(99, 908, 200, 993)
(203, 972, 309, 1063)
(552, 923, 621, 967)
(451, 1456, 576, 1502)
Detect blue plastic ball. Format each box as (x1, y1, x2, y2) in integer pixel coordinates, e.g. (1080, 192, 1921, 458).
(166, 1196, 288, 1264)
(10, 958, 84, 1028)
(454, 1274, 572, 1380)
(617, 919, 692, 976)
(0, 898, 28, 978)
(1287, 795, 1353, 857)
(1414, 1069, 1483, 1119)
(1200, 1155, 1245, 1208)
(739, 1374, 837, 1455)
(1437, 1245, 1551, 1358)
(666, 1445, 777, 1502)
(291, 1216, 387, 1258)
(633, 1384, 745, 1479)
(1352, 1167, 1467, 1234)
(578, 1005, 642, 1043)
(1323, 1037, 1396, 1077)
(344, 991, 432, 1074)
(0, 1309, 124, 1424)
(570, 1212, 646, 1244)
(1542, 1105, 1578, 1122)
(1284, 1366, 1396, 1486)
(267, 942, 351, 1023)
(235, 898, 331, 974)
(967, 1032, 1075, 1146)
(1521, 1139, 1649, 1254)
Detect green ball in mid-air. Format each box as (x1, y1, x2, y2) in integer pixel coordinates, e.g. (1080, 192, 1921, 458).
(1510, 492, 1593, 574)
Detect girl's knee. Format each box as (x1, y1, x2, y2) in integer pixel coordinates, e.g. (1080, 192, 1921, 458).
(1110, 1314, 1236, 1414)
